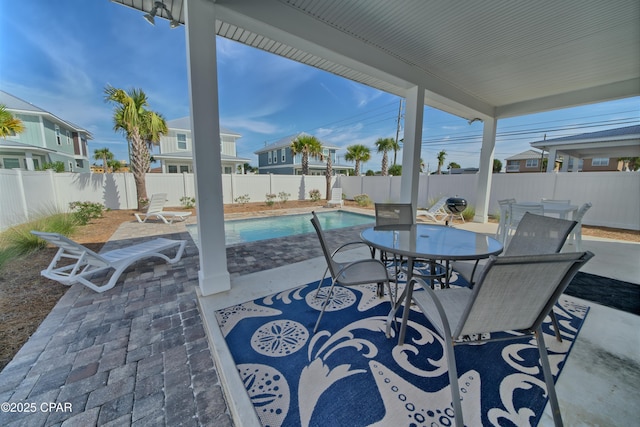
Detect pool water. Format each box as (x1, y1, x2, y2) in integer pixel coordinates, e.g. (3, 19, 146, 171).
(188, 211, 374, 245)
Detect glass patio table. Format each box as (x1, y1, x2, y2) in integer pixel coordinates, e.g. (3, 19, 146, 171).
(361, 224, 503, 344)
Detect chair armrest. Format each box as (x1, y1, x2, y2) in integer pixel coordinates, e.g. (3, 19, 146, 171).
(330, 240, 373, 258)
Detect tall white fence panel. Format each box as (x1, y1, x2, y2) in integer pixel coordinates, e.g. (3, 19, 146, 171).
(1, 170, 638, 231)
(339, 172, 640, 230)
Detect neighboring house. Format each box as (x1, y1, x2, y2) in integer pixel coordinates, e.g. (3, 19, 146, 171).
(0, 91, 91, 172)
(530, 125, 640, 172)
(254, 132, 354, 175)
(154, 117, 250, 174)
(505, 150, 547, 173)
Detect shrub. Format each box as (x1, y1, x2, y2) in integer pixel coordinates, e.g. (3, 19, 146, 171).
(461, 205, 475, 221)
(37, 161, 65, 172)
(0, 212, 77, 265)
(309, 189, 321, 202)
(180, 196, 196, 209)
(353, 194, 372, 207)
(265, 193, 277, 207)
(234, 194, 250, 205)
(69, 201, 105, 225)
(278, 192, 290, 203)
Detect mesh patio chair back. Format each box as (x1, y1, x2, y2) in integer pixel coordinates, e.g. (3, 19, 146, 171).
(456, 252, 591, 337)
(409, 251, 594, 427)
(310, 212, 392, 332)
(375, 203, 414, 226)
(495, 198, 516, 244)
(506, 203, 544, 242)
(541, 198, 571, 205)
(568, 202, 592, 251)
(505, 212, 577, 256)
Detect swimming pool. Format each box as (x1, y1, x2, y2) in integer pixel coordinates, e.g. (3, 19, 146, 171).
(187, 211, 374, 246)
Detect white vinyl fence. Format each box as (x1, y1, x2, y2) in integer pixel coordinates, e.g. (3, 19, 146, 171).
(0, 170, 330, 231)
(337, 172, 640, 231)
(1, 169, 638, 231)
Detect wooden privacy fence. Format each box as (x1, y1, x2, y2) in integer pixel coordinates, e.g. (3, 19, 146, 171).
(1, 169, 638, 231)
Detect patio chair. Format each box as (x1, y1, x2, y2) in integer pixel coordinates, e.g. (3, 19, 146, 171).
(326, 188, 344, 208)
(452, 213, 577, 341)
(542, 198, 571, 205)
(404, 251, 594, 427)
(310, 211, 393, 333)
(374, 203, 414, 282)
(505, 202, 544, 244)
(567, 202, 592, 251)
(134, 193, 192, 224)
(494, 198, 516, 244)
(416, 196, 448, 223)
(32, 231, 186, 293)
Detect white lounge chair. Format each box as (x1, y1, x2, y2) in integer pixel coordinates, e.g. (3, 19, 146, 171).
(134, 193, 192, 224)
(416, 196, 448, 223)
(326, 188, 344, 208)
(32, 231, 186, 293)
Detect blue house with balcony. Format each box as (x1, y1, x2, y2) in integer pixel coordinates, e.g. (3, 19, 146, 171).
(254, 132, 353, 175)
(0, 91, 92, 172)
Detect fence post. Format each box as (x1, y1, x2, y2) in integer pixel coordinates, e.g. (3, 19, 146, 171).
(48, 169, 63, 212)
(15, 169, 29, 221)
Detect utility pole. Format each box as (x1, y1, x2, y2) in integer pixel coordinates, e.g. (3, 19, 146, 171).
(394, 99, 403, 165)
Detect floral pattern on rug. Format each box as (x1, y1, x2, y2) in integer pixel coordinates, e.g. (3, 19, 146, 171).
(216, 271, 588, 427)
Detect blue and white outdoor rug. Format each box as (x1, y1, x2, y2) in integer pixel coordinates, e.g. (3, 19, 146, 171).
(215, 269, 589, 427)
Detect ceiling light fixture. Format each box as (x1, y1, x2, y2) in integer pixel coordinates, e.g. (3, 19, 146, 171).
(143, 1, 180, 29)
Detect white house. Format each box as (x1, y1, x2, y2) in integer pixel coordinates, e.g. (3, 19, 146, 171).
(154, 117, 250, 174)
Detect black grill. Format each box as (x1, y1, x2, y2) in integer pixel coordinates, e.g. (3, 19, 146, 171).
(445, 197, 467, 214)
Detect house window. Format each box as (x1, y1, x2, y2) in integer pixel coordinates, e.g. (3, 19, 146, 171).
(179, 165, 189, 173)
(66, 130, 71, 144)
(55, 125, 61, 145)
(168, 165, 178, 173)
(3, 158, 20, 169)
(592, 158, 609, 166)
(281, 148, 286, 162)
(272, 150, 277, 164)
(525, 159, 539, 168)
(177, 133, 187, 150)
(68, 161, 73, 172)
(268, 153, 272, 164)
(224, 166, 233, 174)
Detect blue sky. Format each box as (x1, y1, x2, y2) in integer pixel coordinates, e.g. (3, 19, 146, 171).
(1, 1, 638, 172)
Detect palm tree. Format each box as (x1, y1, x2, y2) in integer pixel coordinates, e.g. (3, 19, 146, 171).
(93, 148, 114, 173)
(391, 138, 401, 165)
(324, 150, 333, 201)
(436, 150, 447, 174)
(0, 104, 25, 138)
(108, 159, 123, 172)
(375, 137, 395, 176)
(344, 144, 371, 176)
(290, 134, 322, 175)
(104, 85, 167, 210)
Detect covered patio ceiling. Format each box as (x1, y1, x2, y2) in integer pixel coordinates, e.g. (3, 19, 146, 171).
(111, 0, 639, 296)
(113, 0, 639, 120)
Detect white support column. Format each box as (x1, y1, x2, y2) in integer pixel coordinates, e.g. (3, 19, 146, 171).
(400, 85, 425, 215)
(185, 0, 231, 295)
(474, 117, 497, 223)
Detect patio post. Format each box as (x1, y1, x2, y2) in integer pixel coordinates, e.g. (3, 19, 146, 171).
(400, 84, 425, 215)
(474, 117, 497, 223)
(184, 0, 231, 295)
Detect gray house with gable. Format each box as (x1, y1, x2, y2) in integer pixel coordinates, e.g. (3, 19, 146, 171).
(254, 132, 353, 175)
